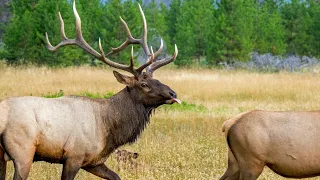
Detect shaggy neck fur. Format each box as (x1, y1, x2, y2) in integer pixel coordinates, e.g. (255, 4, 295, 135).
(101, 87, 157, 150)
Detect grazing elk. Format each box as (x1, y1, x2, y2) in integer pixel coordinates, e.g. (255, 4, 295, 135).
(0, 1, 180, 180)
(220, 110, 320, 180)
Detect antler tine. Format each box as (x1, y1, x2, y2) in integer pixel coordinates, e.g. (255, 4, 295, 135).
(153, 39, 164, 58)
(106, 3, 154, 73)
(45, 12, 66, 50)
(107, 4, 150, 56)
(45, 12, 68, 51)
(72, 1, 102, 58)
(46, 1, 101, 58)
(99, 38, 138, 76)
(59, 12, 67, 40)
(137, 46, 155, 73)
(147, 44, 178, 74)
(130, 46, 134, 69)
(138, 3, 150, 57)
(106, 17, 140, 57)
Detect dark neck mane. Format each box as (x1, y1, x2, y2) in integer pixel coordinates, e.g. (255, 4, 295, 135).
(101, 87, 156, 149)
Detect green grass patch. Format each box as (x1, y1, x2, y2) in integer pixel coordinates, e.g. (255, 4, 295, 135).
(42, 89, 64, 98)
(78, 91, 115, 99)
(161, 101, 208, 113)
(42, 90, 115, 99)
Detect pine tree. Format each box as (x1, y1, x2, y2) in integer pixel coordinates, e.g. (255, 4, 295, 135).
(254, 0, 286, 55)
(3, 0, 75, 65)
(103, 0, 142, 64)
(144, 0, 170, 63)
(174, 0, 215, 66)
(166, 0, 181, 45)
(209, 0, 256, 64)
(309, 0, 320, 57)
(281, 0, 314, 56)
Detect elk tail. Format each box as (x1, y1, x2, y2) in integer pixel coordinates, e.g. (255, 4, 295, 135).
(222, 112, 248, 138)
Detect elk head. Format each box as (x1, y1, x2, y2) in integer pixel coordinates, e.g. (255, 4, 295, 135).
(45, 1, 180, 107)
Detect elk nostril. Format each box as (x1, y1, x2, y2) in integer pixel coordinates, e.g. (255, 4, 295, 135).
(169, 90, 177, 98)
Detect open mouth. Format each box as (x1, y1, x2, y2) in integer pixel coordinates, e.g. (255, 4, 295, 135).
(166, 98, 181, 104)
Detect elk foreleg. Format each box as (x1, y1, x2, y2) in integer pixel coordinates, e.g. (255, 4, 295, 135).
(12, 148, 35, 180)
(61, 158, 83, 180)
(83, 164, 121, 180)
(0, 148, 6, 180)
(4, 140, 36, 180)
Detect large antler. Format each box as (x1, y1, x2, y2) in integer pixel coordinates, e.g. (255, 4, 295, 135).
(46, 1, 177, 76)
(147, 44, 178, 74)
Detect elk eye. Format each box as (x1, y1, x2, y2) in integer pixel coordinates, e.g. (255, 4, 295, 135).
(141, 83, 149, 89)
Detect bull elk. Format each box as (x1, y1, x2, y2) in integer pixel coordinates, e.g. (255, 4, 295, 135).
(0, 1, 180, 180)
(220, 110, 320, 179)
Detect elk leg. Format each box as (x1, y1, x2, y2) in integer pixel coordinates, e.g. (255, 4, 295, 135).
(83, 164, 121, 180)
(237, 158, 264, 180)
(4, 140, 36, 180)
(11, 148, 35, 180)
(220, 149, 240, 180)
(239, 170, 261, 180)
(0, 148, 6, 180)
(61, 158, 83, 180)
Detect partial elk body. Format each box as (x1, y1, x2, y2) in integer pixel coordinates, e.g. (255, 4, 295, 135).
(0, 1, 179, 180)
(221, 110, 320, 180)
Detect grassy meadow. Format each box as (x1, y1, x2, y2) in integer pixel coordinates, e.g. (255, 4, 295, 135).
(1, 66, 320, 179)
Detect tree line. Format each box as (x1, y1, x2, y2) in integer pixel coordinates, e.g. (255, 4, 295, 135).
(0, 0, 319, 67)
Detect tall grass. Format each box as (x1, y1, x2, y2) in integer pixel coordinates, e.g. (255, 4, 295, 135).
(1, 66, 320, 179)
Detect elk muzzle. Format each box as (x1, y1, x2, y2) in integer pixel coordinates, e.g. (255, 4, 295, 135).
(165, 89, 181, 104)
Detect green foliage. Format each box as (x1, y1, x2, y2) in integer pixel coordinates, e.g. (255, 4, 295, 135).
(161, 101, 208, 113)
(174, 0, 214, 66)
(42, 89, 65, 98)
(42, 90, 115, 99)
(310, 1, 320, 57)
(254, 0, 286, 55)
(1, 0, 320, 67)
(144, 0, 170, 58)
(281, 0, 315, 56)
(78, 91, 115, 99)
(208, 0, 256, 65)
(4, 0, 71, 65)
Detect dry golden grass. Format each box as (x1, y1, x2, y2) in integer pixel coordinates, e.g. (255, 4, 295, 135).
(1, 66, 320, 179)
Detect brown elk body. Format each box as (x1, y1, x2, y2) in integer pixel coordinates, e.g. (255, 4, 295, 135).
(0, 2, 179, 180)
(220, 110, 320, 180)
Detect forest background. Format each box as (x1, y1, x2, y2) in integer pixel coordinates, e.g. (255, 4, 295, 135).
(0, 0, 319, 68)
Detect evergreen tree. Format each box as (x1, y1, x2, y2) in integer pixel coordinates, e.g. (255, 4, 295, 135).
(175, 0, 214, 66)
(166, 0, 181, 45)
(144, 0, 170, 63)
(2, 0, 320, 67)
(281, 0, 314, 56)
(209, 0, 256, 64)
(254, 0, 286, 55)
(0, 0, 11, 41)
(309, 0, 320, 57)
(103, 0, 141, 64)
(3, 0, 74, 65)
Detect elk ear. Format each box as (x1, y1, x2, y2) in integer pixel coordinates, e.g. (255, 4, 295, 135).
(113, 71, 135, 86)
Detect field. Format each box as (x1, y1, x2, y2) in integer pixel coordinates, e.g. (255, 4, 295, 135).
(1, 66, 320, 179)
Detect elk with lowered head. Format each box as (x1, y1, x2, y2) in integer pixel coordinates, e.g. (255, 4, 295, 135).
(0, 1, 180, 180)
(221, 110, 320, 180)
